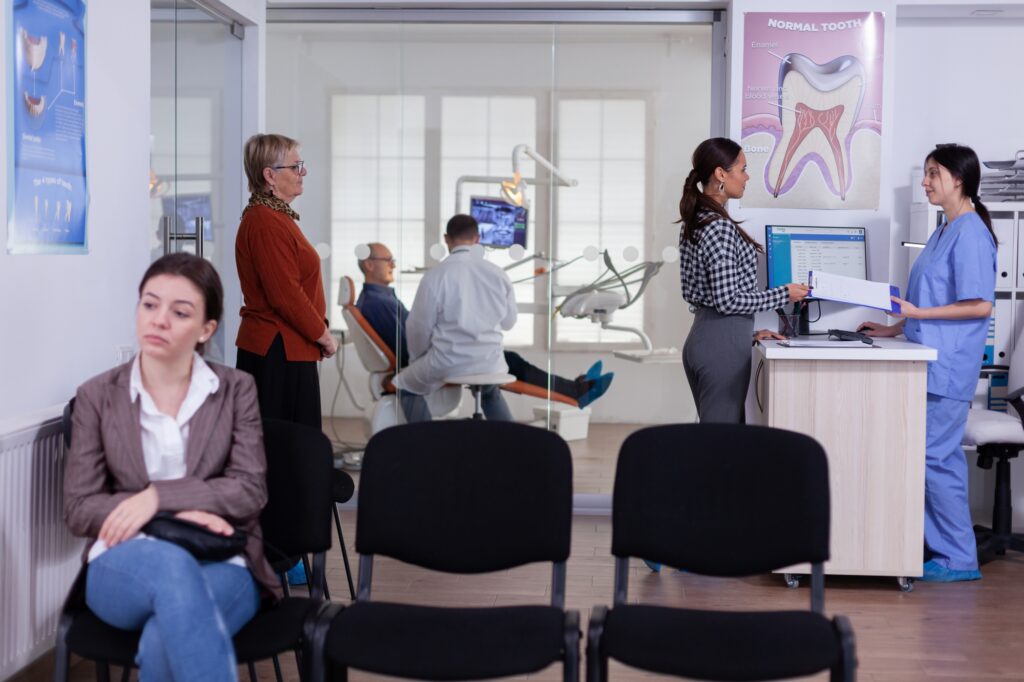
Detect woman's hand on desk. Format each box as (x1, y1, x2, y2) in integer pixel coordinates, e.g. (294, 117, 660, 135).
(753, 329, 787, 344)
(856, 320, 904, 337)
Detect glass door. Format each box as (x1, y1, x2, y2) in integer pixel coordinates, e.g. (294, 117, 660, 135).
(150, 0, 243, 363)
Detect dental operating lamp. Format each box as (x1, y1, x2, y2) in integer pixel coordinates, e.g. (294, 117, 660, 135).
(454, 144, 578, 213)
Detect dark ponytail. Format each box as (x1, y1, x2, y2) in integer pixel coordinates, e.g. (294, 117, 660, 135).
(925, 144, 997, 245)
(677, 137, 762, 253)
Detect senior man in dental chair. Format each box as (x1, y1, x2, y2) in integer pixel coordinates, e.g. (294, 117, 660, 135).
(357, 217, 613, 423)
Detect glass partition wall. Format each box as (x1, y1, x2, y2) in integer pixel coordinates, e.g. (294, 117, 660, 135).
(151, 1, 244, 364)
(267, 16, 714, 496)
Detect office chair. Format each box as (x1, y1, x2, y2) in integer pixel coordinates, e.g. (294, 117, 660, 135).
(308, 420, 580, 682)
(587, 424, 856, 682)
(963, 338, 1024, 564)
(55, 410, 335, 682)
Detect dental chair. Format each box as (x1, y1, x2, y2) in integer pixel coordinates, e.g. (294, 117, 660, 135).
(337, 276, 580, 436)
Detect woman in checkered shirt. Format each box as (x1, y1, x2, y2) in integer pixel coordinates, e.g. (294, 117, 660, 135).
(678, 138, 810, 423)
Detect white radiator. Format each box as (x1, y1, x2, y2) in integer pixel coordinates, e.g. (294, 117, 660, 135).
(0, 409, 84, 679)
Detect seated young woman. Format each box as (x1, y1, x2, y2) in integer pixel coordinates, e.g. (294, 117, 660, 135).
(63, 253, 281, 681)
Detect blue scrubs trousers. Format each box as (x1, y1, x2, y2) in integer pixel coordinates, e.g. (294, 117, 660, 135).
(924, 394, 979, 571)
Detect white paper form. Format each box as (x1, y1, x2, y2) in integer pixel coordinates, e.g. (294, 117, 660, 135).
(808, 270, 901, 313)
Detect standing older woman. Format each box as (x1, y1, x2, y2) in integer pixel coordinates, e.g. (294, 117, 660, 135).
(64, 253, 278, 681)
(678, 137, 809, 424)
(235, 133, 337, 430)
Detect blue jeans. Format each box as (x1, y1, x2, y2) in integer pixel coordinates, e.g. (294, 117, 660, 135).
(400, 385, 513, 422)
(85, 538, 261, 681)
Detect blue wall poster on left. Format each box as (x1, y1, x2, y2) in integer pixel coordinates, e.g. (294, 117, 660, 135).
(7, 0, 87, 255)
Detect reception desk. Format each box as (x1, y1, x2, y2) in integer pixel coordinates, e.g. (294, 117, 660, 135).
(753, 339, 937, 586)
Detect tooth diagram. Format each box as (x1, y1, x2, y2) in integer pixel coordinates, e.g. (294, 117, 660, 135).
(21, 28, 47, 71)
(768, 53, 865, 200)
(23, 92, 46, 117)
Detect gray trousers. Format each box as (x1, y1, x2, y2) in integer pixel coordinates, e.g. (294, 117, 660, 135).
(682, 307, 754, 424)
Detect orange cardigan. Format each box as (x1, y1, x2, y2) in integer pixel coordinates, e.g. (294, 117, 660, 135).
(235, 205, 327, 362)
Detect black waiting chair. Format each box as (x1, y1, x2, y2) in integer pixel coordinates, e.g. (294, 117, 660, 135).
(55, 408, 334, 682)
(309, 420, 580, 682)
(963, 347, 1024, 564)
(330, 469, 357, 600)
(587, 424, 856, 682)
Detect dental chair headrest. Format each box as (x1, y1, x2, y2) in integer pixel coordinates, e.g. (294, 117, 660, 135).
(338, 275, 356, 307)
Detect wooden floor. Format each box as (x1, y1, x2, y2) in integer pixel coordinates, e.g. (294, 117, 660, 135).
(54, 421, 1024, 682)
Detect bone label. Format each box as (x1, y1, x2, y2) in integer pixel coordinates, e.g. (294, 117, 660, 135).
(742, 12, 885, 210)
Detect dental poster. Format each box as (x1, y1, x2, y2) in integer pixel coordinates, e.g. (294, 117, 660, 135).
(741, 12, 884, 210)
(7, 0, 88, 254)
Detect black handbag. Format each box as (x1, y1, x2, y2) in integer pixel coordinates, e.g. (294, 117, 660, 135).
(142, 512, 247, 562)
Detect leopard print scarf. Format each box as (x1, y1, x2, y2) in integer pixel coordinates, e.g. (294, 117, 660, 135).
(242, 192, 300, 222)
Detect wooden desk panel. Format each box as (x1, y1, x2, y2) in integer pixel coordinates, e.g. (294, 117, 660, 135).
(762, 358, 928, 577)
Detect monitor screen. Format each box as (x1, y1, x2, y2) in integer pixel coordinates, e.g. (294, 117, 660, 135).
(765, 225, 867, 289)
(469, 196, 528, 249)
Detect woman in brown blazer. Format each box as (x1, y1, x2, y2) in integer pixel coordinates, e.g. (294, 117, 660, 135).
(64, 253, 279, 682)
(235, 133, 336, 429)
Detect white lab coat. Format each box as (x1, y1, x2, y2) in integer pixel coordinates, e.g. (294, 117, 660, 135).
(394, 245, 518, 396)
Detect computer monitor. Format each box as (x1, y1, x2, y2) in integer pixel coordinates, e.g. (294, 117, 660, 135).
(765, 225, 867, 291)
(469, 196, 528, 249)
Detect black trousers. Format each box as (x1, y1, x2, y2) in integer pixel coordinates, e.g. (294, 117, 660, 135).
(503, 351, 580, 398)
(237, 334, 321, 430)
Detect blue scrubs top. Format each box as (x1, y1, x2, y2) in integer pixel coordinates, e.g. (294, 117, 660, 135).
(904, 211, 996, 402)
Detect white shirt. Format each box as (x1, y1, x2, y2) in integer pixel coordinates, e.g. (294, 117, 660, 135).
(88, 353, 240, 564)
(396, 245, 518, 396)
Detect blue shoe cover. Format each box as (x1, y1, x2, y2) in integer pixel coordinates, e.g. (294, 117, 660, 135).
(920, 559, 981, 583)
(643, 559, 662, 573)
(578, 373, 614, 409)
(285, 560, 308, 586)
(584, 361, 603, 382)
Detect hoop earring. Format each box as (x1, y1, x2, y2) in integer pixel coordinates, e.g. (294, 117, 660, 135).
(718, 182, 725, 193)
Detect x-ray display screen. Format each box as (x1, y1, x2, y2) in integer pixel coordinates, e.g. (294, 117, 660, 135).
(469, 197, 528, 249)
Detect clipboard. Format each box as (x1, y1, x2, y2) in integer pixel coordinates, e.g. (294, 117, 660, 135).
(808, 270, 902, 314)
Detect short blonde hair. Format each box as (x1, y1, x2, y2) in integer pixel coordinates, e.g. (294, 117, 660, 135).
(243, 133, 298, 194)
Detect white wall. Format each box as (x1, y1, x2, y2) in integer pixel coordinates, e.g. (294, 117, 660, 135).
(266, 24, 712, 423)
(0, 1, 151, 422)
(890, 17, 1024, 289)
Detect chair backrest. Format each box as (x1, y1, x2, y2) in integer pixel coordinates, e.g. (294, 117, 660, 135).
(339, 275, 396, 374)
(612, 424, 830, 576)
(62, 398, 76, 448)
(1008, 336, 1024, 402)
(356, 421, 572, 573)
(260, 418, 334, 562)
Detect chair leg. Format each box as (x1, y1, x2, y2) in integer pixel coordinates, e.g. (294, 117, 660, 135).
(832, 615, 857, 682)
(119, 665, 131, 682)
(248, 661, 258, 681)
(54, 616, 73, 682)
(96, 661, 111, 682)
(587, 606, 609, 682)
(563, 611, 581, 682)
(272, 653, 284, 682)
(301, 554, 330, 600)
(332, 505, 356, 600)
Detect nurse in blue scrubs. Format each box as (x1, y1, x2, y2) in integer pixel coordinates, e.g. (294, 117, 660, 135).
(859, 144, 997, 583)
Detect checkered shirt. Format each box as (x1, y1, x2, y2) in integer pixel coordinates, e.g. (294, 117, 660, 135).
(678, 211, 789, 315)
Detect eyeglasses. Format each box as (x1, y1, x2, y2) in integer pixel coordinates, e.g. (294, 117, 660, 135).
(366, 256, 396, 266)
(272, 160, 306, 174)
